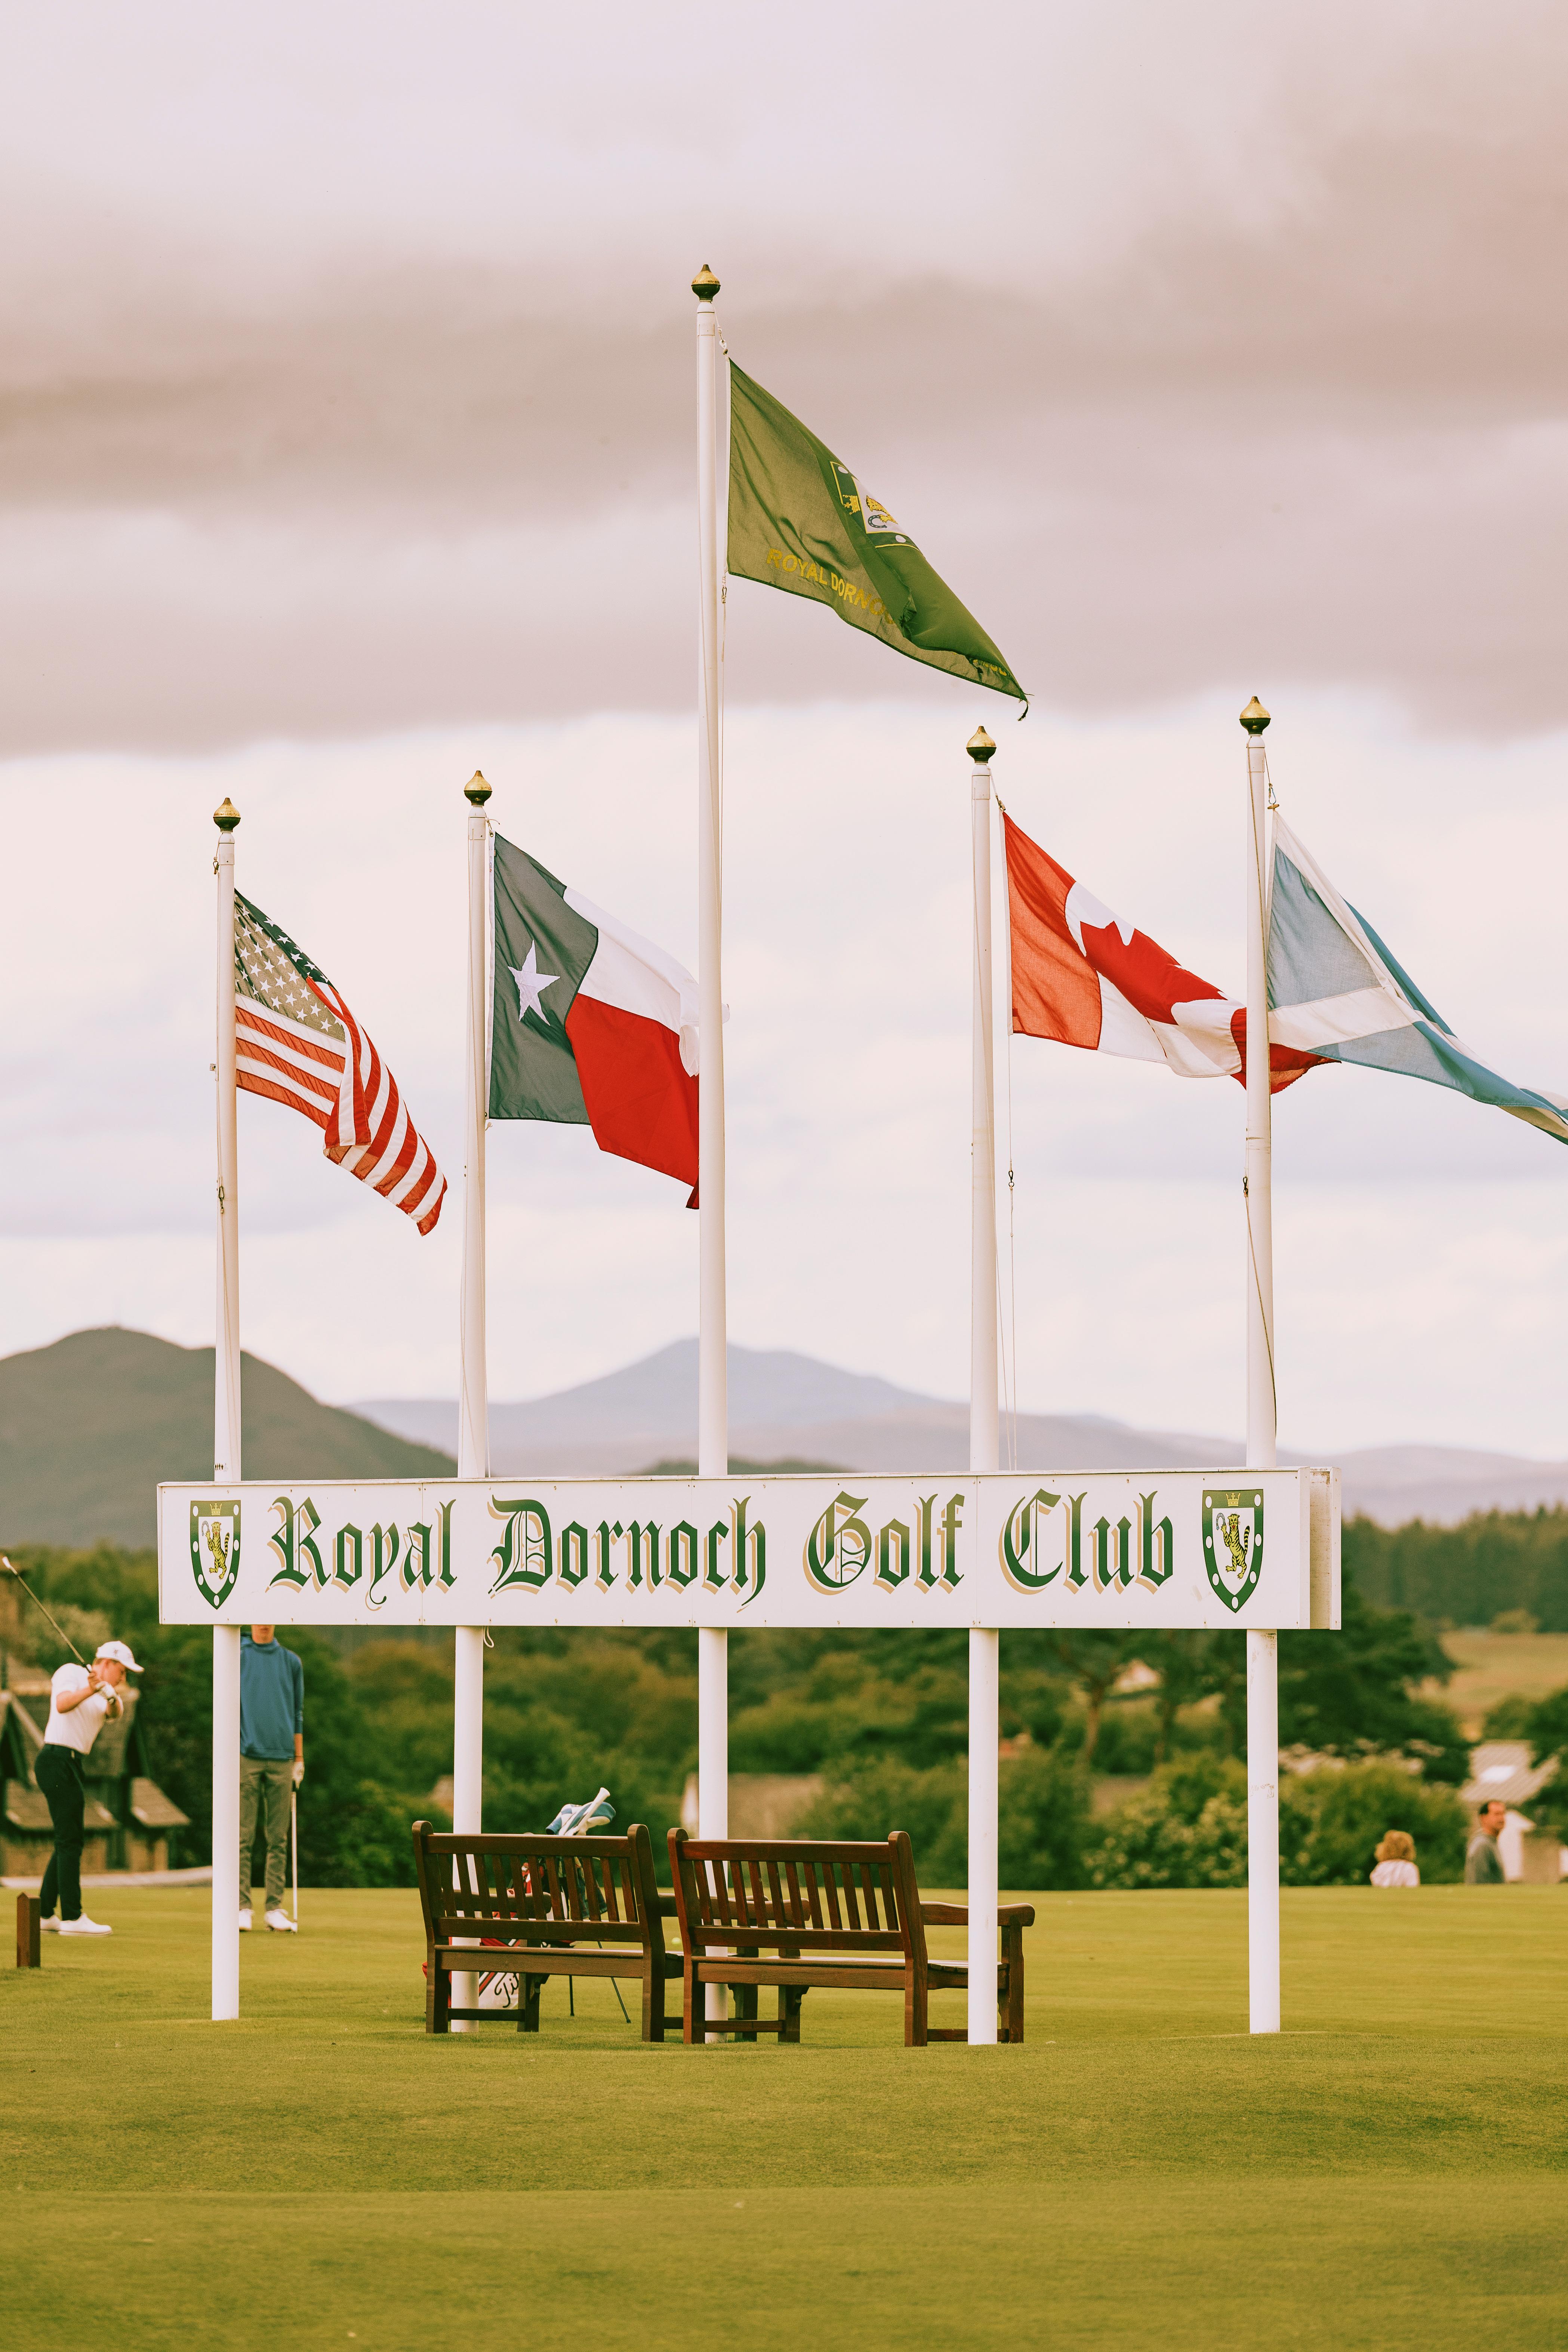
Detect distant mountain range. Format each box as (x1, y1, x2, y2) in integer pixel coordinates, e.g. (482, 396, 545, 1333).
(356, 1337, 1568, 1529)
(0, 1328, 455, 1548)
(4, 1328, 1566, 1549)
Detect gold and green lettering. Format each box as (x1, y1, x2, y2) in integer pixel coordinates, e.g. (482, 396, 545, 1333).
(488, 1498, 552, 1594)
(666, 1522, 699, 1590)
(626, 1523, 660, 1588)
(938, 1494, 964, 1589)
(733, 1498, 766, 1605)
(267, 1495, 325, 1591)
(1060, 1494, 1088, 1590)
(367, 1524, 399, 1609)
(595, 1520, 621, 1587)
(1138, 1494, 1174, 1589)
(999, 1489, 1062, 1591)
(915, 1494, 937, 1587)
(804, 1492, 872, 1591)
(333, 1523, 363, 1590)
(877, 1518, 911, 1589)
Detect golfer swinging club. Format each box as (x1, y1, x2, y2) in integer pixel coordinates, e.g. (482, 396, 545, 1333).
(38, 1638, 143, 1937)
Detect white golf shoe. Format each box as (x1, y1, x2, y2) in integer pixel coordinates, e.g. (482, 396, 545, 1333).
(40, 1914, 61, 1932)
(58, 1914, 112, 1936)
(265, 1908, 298, 1933)
(239, 1907, 253, 1932)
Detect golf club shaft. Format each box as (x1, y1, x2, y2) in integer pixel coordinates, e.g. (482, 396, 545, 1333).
(1, 1557, 88, 1664)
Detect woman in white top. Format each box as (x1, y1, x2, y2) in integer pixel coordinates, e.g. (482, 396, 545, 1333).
(36, 1638, 143, 1936)
(1369, 1829, 1420, 1888)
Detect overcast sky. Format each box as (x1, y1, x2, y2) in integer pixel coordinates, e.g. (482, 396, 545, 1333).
(3, 2, 1567, 1456)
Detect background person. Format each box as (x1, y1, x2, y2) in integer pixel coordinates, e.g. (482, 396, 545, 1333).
(240, 1624, 304, 1933)
(38, 1638, 143, 1937)
(1369, 1830, 1420, 1887)
(1464, 1798, 1508, 1883)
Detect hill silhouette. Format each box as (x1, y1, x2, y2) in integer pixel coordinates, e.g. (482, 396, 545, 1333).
(0, 1328, 456, 1548)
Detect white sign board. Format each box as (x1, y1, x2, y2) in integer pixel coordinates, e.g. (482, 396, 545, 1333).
(159, 1468, 1340, 1630)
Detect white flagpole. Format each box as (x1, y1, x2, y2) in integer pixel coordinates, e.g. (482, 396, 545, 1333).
(965, 728, 1000, 2047)
(453, 768, 492, 2030)
(212, 796, 242, 2024)
(694, 263, 728, 2038)
(1241, 694, 1280, 2035)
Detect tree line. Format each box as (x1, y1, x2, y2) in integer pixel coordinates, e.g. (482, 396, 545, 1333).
(4, 1519, 1564, 1887)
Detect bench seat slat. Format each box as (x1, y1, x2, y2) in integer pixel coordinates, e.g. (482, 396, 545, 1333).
(680, 1929, 904, 1954)
(432, 1947, 679, 1979)
(430, 1917, 650, 1944)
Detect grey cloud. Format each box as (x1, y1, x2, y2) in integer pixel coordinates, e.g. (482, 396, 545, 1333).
(3, 46, 1567, 749)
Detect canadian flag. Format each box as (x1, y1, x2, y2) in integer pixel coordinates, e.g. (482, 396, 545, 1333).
(1003, 812, 1317, 1090)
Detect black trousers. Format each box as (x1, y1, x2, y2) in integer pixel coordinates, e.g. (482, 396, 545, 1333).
(37, 1743, 86, 1921)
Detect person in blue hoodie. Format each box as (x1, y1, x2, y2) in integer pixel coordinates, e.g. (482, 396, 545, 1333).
(239, 1625, 304, 1933)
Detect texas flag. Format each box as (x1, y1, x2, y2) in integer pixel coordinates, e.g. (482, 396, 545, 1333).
(1003, 812, 1316, 1090)
(488, 834, 701, 1203)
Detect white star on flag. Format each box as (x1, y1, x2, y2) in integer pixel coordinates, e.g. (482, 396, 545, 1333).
(509, 942, 559, 1024)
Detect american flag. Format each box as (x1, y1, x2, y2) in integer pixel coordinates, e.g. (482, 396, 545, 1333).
(234, 893, 447, 1235)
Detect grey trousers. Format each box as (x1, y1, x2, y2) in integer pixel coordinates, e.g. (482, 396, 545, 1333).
(239, 1754, 293, 1912)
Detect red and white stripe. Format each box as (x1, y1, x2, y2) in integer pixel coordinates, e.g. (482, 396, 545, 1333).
(236, 977, 446, 1235)
(1004, 813, 1316, 1092)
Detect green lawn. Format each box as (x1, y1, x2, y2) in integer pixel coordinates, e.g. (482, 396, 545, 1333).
(3, 1884, 1565, 2350)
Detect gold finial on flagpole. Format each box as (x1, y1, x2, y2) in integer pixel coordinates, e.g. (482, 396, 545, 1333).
(1239, 697, 1271, 735)
(691, 263, 720, 302)
(213, 798, 241, 831)
(966, 726, 996, 764)
(463, 770, 492, 805)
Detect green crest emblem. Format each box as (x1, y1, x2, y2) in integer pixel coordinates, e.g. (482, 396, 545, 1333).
(190, 1499, 241, 1610)
(1202, 1488, 1263, 1614)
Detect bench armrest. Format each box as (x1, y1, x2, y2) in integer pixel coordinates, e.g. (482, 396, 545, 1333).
(920, 1902, 1036, 1928)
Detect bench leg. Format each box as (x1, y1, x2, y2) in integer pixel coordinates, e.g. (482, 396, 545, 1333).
(731, 1976, 761, 2041)
(517, 1972, 545, 2032)
(905, 1964, 928, 2048)
(683, 1957, 702, 2046)
(778, 1984, 806, 2044)
(427, 1953, 449, 2035)
(1001, 1923, 1025, 2045)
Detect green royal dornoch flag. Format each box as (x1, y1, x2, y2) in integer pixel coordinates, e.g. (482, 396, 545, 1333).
(727, 362, 1026, 705)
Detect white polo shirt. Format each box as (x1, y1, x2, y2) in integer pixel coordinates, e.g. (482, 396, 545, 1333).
(43, 1664, 112, 1755)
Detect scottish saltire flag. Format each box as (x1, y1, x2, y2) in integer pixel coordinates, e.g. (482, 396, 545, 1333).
(489, 835, 702, 1203)
(1267, 820, 1568, 1143)
(234, 894, 448, 1233)
(1004, 813, 1314, 1090)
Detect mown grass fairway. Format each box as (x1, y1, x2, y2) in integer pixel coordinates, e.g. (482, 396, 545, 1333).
(1429, 1627, 1568, 1732)
(3, 1885, 1564, 2349)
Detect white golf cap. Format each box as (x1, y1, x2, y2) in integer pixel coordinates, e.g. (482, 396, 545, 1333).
(95, 1639, 143, 1673)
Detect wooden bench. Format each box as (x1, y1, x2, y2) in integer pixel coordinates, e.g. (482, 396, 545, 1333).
(667, 1829, 1033, 2046)
(412, 1820, 678, 2039)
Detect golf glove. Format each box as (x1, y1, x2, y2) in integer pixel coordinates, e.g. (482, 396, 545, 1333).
(292, 1759, 305, 1789)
